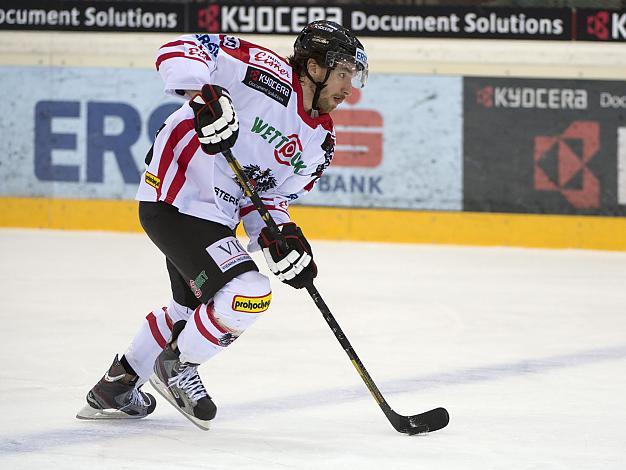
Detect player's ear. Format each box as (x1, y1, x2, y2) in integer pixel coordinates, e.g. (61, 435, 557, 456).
(306, 59, 325, 81)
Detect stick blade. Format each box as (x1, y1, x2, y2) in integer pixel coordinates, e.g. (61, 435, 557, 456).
(391, 407, 450, 435)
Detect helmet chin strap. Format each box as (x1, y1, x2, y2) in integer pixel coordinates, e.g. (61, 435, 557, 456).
(305, 66, 332, 113)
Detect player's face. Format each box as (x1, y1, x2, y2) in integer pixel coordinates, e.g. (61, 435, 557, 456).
(317, 65, 354, 113)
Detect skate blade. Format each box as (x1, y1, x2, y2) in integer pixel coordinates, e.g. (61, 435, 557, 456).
(149, 375, 211, 431)
(76, 403, 144, 420)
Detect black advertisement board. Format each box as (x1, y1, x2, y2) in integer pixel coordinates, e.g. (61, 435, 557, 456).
(190, 4, 571, 40)
(1, 1, 624, 42)
(463, 77, 626, 216)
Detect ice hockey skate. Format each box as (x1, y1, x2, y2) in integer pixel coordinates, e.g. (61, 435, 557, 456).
(76, 355, 156, 420)
(149, 322, 217, 430)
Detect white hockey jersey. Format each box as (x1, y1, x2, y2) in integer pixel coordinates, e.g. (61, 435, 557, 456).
(136, 34, 336, 251)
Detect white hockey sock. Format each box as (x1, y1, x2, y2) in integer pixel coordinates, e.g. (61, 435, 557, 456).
(124, 300, 195, 383)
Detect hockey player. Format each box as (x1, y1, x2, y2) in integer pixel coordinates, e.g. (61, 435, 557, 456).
(76, 20, 368, 430)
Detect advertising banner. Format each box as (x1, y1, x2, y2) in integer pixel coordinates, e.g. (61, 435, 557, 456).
(299, 75, 462, 210)
(2, 1, 623, 42)
(0, 67, 462, 211)
(192, 4, 571, 40)
(0, 66, 180, 199)
(463, 77, 626, 216)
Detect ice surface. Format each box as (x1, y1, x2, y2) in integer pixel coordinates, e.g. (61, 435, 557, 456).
(1, 228, 625, 469)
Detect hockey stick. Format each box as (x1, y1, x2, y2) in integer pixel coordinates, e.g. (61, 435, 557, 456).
(222, 148, 449, 435)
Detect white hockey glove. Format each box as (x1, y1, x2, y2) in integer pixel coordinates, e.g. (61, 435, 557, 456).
(189, 84, 239, 154)
(258, 223, 317, 289)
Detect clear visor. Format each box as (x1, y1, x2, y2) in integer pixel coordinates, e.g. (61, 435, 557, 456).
(326, 51, 368, 89)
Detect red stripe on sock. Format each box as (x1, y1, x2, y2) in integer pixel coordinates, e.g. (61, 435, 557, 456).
(163, 306, 173, 331)
(193, 306, 221, 346)
(205, 303, 228, 334)
(146, 312, 167, 348)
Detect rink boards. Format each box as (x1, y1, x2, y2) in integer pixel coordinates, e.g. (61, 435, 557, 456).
(1, 32, 625, 250)
(3, 197, 626, 251)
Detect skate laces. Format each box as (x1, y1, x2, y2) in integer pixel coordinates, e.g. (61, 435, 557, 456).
(168, 364, 208, 402)
(129, 387, 149, 408)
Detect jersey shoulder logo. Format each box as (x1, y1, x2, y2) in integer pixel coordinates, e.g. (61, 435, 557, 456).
(221, 35, 240, 50)
(194, 34, 220, 59)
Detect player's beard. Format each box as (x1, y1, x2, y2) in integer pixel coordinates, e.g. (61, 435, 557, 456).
(317, 93, 342, 114)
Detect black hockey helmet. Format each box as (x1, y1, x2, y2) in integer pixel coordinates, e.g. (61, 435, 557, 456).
(294, 20, 368, 89)
(293, 20, 368, 111)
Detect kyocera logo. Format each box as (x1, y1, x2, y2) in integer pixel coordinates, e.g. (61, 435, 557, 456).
(586, 11, 626, 40)
(534, 121, 600, 209)
(475, 85, 588, 110)
(197, 4, 220, 33)
(587, 11, 610, 39)
(196, 5, 343, 33)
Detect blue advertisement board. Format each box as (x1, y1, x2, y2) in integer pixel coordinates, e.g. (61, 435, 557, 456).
(0, 66, 463, 210)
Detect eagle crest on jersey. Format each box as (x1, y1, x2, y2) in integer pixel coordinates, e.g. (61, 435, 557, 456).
(233, 164, 277, 193)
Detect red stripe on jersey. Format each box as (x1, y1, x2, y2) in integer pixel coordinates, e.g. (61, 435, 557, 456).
(193, 306, 221, 346)
(205, 303, 228, 335)
(303, 178, 318, 192)
(160, 40, 196, 49)
(240, 204, 288, 218)
(155, 118, 195, 200)
(240, 204, 259, 217)
(163, 306, 173, 331)
(164, 135, 201, 204)
(146, 312, 167, 348)
(291, 75, 334, 132)
(156, 52, 210, 71)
